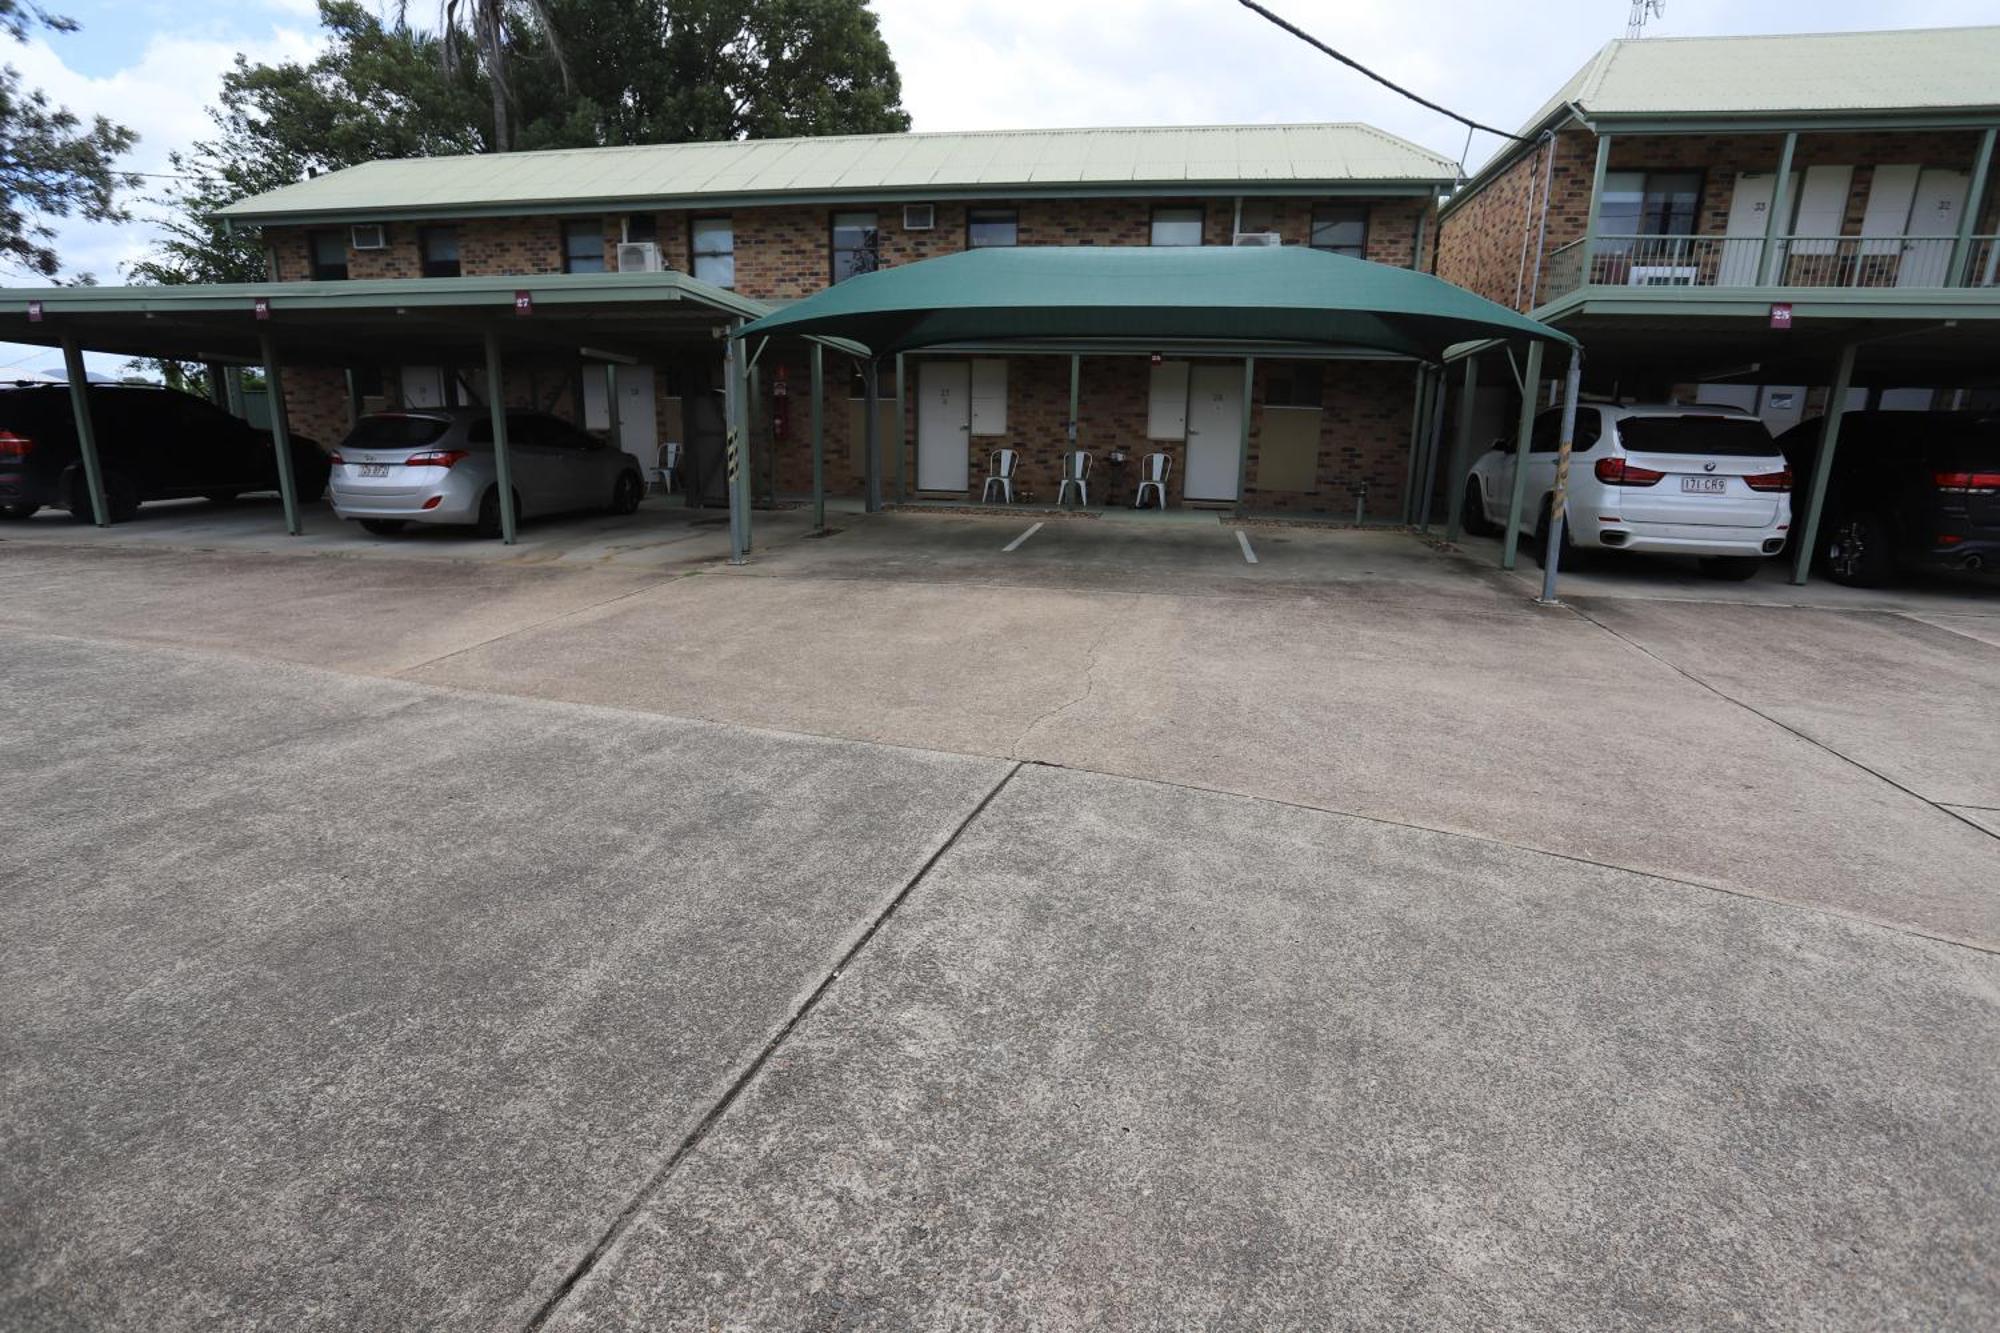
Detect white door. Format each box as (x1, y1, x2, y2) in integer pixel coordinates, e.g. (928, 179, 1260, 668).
(1859, 165, 1920, 258)
(917, 361, 970, 492)
(1719, 172, 1778, 285)
(401, 366, 446, 408)
(1184, 364, 1243, 502)
(1897, 168, 1970, 287)
(1786, 166, 1854, 283)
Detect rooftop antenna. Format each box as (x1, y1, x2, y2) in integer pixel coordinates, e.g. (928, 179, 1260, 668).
(1627, 0, 1665, 38)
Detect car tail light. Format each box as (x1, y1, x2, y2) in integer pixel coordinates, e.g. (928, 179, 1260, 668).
(421, 496, 443, 510)
(405, 449, 470, 468)
(1744, 468, 1792, 492)
(1933, 470, 2000, 494)
(327, 450, 345, 465)
(0, 429, 34, 462)
(1594, 457, 1665, 487)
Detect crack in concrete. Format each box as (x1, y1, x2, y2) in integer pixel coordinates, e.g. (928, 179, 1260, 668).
(1007, 610, 1122, 756)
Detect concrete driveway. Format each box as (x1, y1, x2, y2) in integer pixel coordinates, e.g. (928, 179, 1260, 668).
(2, 511, 1996, 1328)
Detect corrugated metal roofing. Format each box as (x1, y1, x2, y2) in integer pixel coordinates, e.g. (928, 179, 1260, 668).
(1521, 25, 2000, 133)
(219, 123, 1458, 223)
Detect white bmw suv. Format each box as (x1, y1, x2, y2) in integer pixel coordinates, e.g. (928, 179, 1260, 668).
(1463, 403, 1792, 579)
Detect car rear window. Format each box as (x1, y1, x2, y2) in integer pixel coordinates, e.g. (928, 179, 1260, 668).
(1616, 416, 1776, 457)
(345, 415, 451, 448)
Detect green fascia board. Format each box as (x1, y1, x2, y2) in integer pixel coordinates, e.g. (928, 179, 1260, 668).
(223, 181, 1446, 229)
(735, 245, 1573, 361)
(1, 271, 771, 320)
(1533, 284, 2000, 324)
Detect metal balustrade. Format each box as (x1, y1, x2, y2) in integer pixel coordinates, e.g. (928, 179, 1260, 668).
(1541, 233, 1996, 302)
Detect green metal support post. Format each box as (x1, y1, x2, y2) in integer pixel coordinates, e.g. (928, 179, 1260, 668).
(1760, 132, 1799, 286)
(1501, 338, 1546, 570)
(59, 332, 108, 526)
(1537, 349, 1585, 605)
(1234, 355, 1255, 515)
(894, 352, 908, 503)
(256, 331, 304, 537)
(603, 362, 621, 459)
(206, 362, 229, 409)
(344, 369, 363, 430)
(1950, 127, 1996, 285)
(724, 323, 748, 562)
(810, 342, 825, 532)
(1579, 134, 1612, 289)
(862, 358, 881, 513)
(479, 327, 518, 545)
(1416, 366, 1449, 530)
(1068, 353, 1082, 480)
(1445, 354, 1480, 541)
(1790, 341, 1858, 586)
(1401, 365, 1431, 524)
(734, 330, 754, 552)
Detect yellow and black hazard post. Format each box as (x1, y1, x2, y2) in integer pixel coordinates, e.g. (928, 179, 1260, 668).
(725, 321, 748, 565)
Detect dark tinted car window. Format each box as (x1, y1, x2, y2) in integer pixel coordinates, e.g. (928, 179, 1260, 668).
(1616, 415, 1775, 456)
(346, 415, 452, 449)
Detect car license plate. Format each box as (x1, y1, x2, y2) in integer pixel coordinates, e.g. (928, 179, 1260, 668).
(358, 464, 390, 478)
(1681, 477, 1726, 494)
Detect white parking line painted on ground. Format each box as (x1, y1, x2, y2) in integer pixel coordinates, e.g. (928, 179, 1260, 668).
(1236, 529, 1258, 565)
(1003, 522, 1043, 553)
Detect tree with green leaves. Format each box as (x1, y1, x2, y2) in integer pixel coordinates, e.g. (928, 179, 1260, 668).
(0, 1, 134, 276)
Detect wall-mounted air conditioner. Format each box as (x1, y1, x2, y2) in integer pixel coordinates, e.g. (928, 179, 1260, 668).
(351, 223, 387, 251)
(1233, 231, 1282, 247)
(617, 242, 662, 273)
(1628, 265, 1698, 287)
(903, 204, 935, 231)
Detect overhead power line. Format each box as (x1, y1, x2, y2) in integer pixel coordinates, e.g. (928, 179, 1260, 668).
(1234, 0, 1531, 144)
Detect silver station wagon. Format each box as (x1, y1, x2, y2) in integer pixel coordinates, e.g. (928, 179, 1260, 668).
(328, 408, 647, 537)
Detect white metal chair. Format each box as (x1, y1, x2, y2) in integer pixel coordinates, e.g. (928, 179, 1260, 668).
(653, 441, 681, 494)
(1056, 450, 1093, 507)
(981, 448, 1019, 503)
(1133, 452, 1172, 509)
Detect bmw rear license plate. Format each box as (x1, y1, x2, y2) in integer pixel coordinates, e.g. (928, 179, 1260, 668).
(1681, 476, 1726, 494)
(358, 464, 390, 478)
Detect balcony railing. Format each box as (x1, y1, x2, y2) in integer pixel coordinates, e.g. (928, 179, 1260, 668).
(1542, 233, 2000, 303)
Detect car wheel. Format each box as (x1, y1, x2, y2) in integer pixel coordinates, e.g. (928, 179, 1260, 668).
(609, 470, 643, 515)
(1528, 496, 1577, 570)
(0, 501, 37, 520)
(1698, 556, 1763, 581)
(68, 471, 139, 523)
(1459, 479, 1493, 536)
(1823, 510, 1896, 587)
(475, 487, 518, 540)
(359, 519, 406, 536)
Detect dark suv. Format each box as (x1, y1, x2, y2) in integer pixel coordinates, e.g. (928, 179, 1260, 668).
(1777, 411, 2000, 586)
(0, 383, 329, 522)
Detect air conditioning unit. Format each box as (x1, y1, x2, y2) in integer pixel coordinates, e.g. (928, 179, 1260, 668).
(903, 204, 935, 231)
(351, 223, 387, 251)
(1233, 231, 1282, 247)
(1628, 265, 1697, 287)
(617, 242, 663, 273)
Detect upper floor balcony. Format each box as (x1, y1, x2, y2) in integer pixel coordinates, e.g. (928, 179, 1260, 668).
(1544, 230, 2000, 302)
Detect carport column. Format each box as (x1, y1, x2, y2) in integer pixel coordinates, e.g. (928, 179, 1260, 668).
(603, 362, 621, 457)
(1417, 366, 1449, 530)
(480, 327, 518, 546)
(1537, 349, 1585, 605)
(895, 352, 908, 503)
(724, 321, 749, 562)
(862, 358, 882, 513)
(1444, 354, 1480, 541)
(256, 331, 304, 537)
(1759, 133, 1799, 286)
(810, 342, 825, 532)
(206, 362, 228, 409)
(1500, 339, 1546, 570)
(1949, 127, 1996, 285)
(58, 332, 109, 526)
(1401, 366, 1430, 524)
(1234, 356, 1254, 515)
(1789, 341, 1858, 586)
(344, 369, 363, 430)
(1068, 353, 1082, 462)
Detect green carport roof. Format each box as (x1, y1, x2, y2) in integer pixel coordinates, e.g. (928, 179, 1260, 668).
(737, 246, 1574, 360)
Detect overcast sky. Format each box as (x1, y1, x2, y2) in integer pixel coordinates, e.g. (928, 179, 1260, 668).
(3, 0, 1994, 373)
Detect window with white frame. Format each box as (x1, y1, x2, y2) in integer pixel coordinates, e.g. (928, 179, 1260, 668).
(1150, 206, 1204, 247)
(692, 216, 734, 287)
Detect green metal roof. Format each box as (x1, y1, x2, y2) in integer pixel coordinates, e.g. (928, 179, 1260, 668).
(218, 124, 1458, 225)
(734, 246, 1573, 360)
(1522, 26, 2000, 132)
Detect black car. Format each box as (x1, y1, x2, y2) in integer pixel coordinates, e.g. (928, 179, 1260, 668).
(0, 383, 329, 522)
(1777, 410, 2000, 586)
